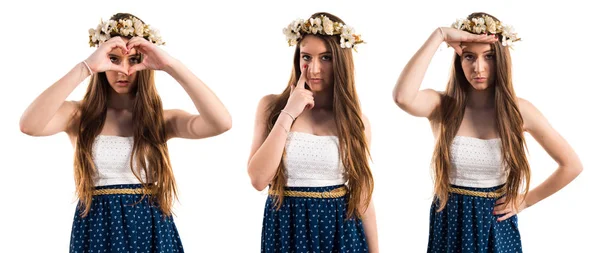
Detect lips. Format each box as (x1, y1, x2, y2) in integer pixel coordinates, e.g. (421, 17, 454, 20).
(309, 78, 323, 84)
(473, 77, 487, 83)
(116, 80, 130, 87)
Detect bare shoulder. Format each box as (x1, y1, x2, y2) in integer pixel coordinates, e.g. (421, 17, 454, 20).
(258, 94, 278, 109)
(517, 97, 546, 132)
(361, 113, 371, 129)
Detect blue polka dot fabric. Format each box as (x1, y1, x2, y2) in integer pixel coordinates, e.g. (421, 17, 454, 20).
(261, 185, 368, 253)
(428, 185, 522, 253)
(69, 184, 184, 253)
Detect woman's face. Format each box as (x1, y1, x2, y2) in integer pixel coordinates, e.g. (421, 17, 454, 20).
(298, 35, 334, 92)
(460, 42, 496, 91)
(105, 38, 141, 94)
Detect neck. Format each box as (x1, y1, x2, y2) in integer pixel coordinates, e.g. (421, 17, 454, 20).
(108, 90, 134, 110)
(312, 88, 334, 110)
(466, 88, 495, 109)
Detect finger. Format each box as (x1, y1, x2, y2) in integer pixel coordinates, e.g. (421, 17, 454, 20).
(470, 34, 497, 43)
(127, 37, 147, 51)
(451, 44, 463, 56)
(110, 64, 128, 76)
(297, 64, 308, 89)
(128, 64, 146, 75)
(493, 206, 511, 215)
(305, 99, 315, 110)
(105, 40, 129, 55)
(497, 211, 514, 222)
(495, 197, 506, 205)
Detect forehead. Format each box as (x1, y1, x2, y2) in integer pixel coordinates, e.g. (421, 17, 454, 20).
(299, 35, 328, 54)
(461, 42, 493, 53)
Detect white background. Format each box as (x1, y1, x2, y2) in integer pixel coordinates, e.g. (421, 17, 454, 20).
(1, 0, 597, 252)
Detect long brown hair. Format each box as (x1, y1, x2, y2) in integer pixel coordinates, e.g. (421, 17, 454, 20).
(432, 12, 530, 212)
(74, 13, 177, 217)
(266, 12, 373, 219)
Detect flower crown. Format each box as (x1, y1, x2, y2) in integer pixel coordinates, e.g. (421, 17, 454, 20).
(88, 16, 165, 47)
(451, 15, 520, 47)
(283, 15, 364, 51)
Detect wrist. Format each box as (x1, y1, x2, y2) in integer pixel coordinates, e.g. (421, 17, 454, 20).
(81, 61, 93, 76)
(280, 109, 296, 121)
(162, 57, 180, 75)
(432, 27, 446, 45)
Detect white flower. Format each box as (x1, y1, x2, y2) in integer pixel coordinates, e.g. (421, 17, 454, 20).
(97, 33, 109, 44)
(502, 24, 516, 37)
(133, 18, 145, 37)
(119, 19, 134, 36)
(340, 37, 352, 49)
(102, 20, 116, 34)
(147, 27, 164, 45)
(341, 26, 354, 37)
(322, 16, 334, 35)
(89, 28, 97, 42)
(484, 16, 497, 33)
(309, 17, 322, 34)
(281, 17, 364, 49)
(473, 24, 486, 34)
(502, 36, 512, 46)
(452, 18, 466, 30)
(283, 25, 301, 46)
(291, 18, 303, 33)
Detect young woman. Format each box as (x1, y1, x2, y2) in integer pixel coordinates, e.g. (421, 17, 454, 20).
(19, 13, 231, 252)
(393, 12, 583, 252)
(248, 12, 379, 252)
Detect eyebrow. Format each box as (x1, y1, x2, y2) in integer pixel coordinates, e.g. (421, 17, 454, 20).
(300, 51, 332, 55)
(108, 53, 141, 58)
(462, 50, 494, 54)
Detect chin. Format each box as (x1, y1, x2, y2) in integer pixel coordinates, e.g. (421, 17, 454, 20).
(469, 83, 492, 91)
(110, 86, 133, 94)
(307, 83, 330, 92)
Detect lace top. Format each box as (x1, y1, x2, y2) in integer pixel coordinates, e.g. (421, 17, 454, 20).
(449, 136, 506, 188)
(92, 135, 148, 186)
(283, 132, 346, 187)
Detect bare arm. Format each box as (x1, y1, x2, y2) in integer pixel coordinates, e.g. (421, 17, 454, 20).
(247, 65, 313, 191)
(360, 115, 379, 252)
(521, 98, 582, 206)
(124, 37, 231, 140)
(392, 29, 444, 118)
(495, 98, 583, 220)
(247, 95, 294, 191)
(19, 63, 88, 136)
(163, 59, 232, 139)
(20, 37, 130, 137)
(393, 28, 497, 118)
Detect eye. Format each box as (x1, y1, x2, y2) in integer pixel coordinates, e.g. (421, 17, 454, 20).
(485, 54, 495, 60)
(129, 56, 141, 64)
(463, 54, 474, 61)
(302, 55, 311, 61)
(110, 56, 120, 64)
(321, 55, 332, 61)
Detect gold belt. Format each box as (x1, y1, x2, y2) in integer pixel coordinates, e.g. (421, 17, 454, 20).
(269, 186, 347, 198)
(92, 188, 155, 196)
(449, 186, 506, 198)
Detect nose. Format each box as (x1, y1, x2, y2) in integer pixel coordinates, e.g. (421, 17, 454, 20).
(474, 56, 485, 74)
(309, 59, 321, 77)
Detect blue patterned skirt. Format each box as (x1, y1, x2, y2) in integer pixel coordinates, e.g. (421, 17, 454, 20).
(261, 185, 368, 253)
(69, 184, 184, 253)
(428, 185, 522, 253)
